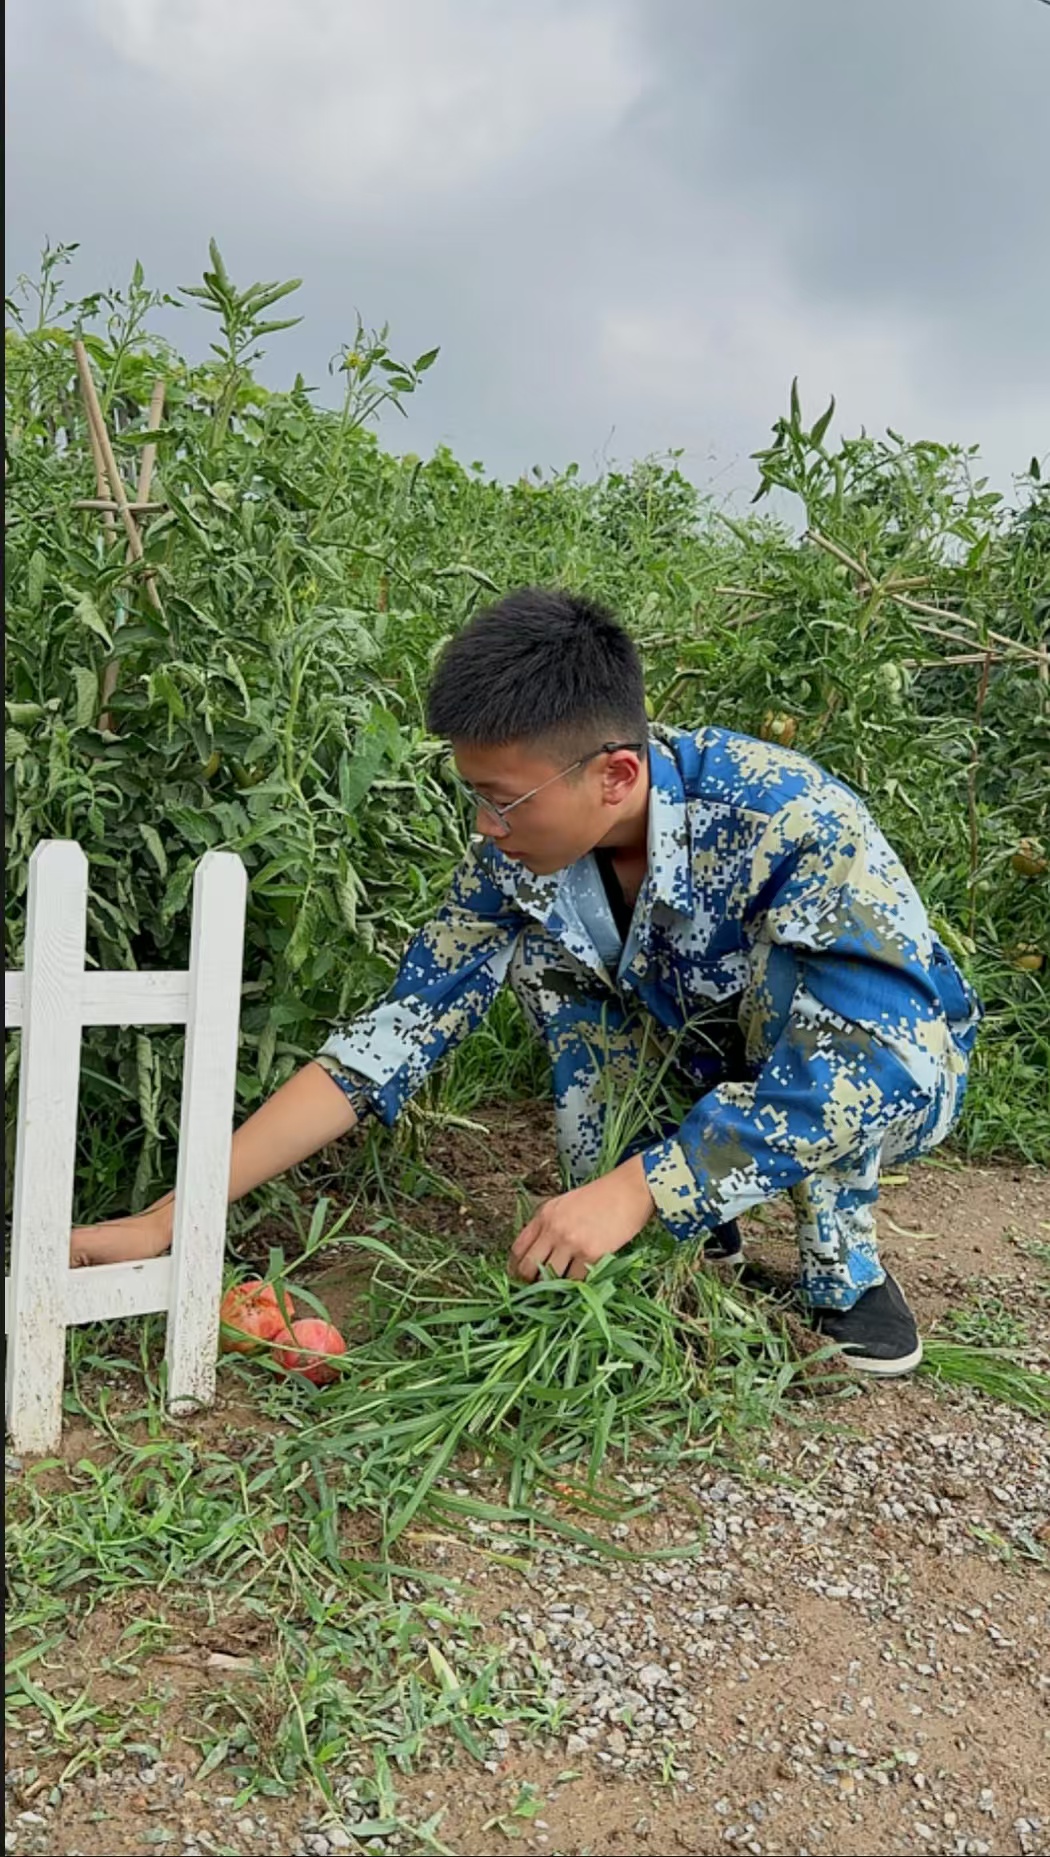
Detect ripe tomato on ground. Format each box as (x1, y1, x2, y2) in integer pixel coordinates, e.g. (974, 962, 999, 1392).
(275, 1318, 347, 1386)
(219, 1279, 296, 1355)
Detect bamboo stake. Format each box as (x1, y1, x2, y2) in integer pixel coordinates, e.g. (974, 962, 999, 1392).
(904, 652, 1007, 670)
(74, 340, 164, 616)
(905, 617, 1038, 663)
(84, 407, 118, 546)
(73, 497, 166, 514)
(99, 378, 167, 725)
(136, 378, 166, 508)
(804, 526, 1045, 666)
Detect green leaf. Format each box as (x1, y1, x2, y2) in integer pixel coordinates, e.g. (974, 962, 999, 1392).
(194, 1738, 230, 1782)
(284, 892, 317, 974)
(340, 709, 401, 815)
(414, 347, 440, 372)
(148, 669, 186, 720)
(208, 238, 230, 287)
(74, 592, 113, 649)
(245, 277, 303, 312)
(161, 861, 196, 923)
(27, 549, 47, 613)
(139, 823, 168, 878)
(168, 805, 220, 849)
(426, 1641, 465, 1703)
(257, 1018, 278, 1085)
(222, 652, 252, 716)
(809, 395, 836, 449)
(71, 665, 98, 728)
(334, 861, 363, 933)
(432, 563, 500, 592)
(253, 316, 303, 338)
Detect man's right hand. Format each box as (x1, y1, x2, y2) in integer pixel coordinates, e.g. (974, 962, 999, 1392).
(70, 1199, 175, 1268)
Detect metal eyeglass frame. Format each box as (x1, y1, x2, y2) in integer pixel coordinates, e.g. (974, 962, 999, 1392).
(450, 740, 645, 837)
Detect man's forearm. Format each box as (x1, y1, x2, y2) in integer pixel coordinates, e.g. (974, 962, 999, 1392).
(149, 1062, 359, 1206)
(226, 1061, 359, 1200)
(71, 1062, 359, 1266)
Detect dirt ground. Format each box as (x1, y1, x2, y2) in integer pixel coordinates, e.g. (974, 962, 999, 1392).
(6, 1104, 1049, 1857)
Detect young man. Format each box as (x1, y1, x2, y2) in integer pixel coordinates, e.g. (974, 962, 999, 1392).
(72, 588, 981, 1375)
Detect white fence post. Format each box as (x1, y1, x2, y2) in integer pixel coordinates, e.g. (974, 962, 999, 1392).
(165, 851, 248, 1417)
(5, 843, 248, 1452)
(6, 843, 88, 1455)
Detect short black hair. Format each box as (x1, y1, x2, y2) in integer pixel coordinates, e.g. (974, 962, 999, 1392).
(425, 587, 647, 755)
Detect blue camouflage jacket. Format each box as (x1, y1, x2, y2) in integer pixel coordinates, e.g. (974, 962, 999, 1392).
(320, 726, 981, 1239)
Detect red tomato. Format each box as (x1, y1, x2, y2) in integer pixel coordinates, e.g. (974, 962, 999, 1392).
(275, 1318, 347, 1386)
(219, 1279, 296, 1354)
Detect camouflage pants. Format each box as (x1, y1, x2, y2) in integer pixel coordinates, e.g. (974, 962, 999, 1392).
(509, 928, 970, 1311)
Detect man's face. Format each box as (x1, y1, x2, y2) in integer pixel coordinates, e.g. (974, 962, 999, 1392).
(452, 739, 646, 877)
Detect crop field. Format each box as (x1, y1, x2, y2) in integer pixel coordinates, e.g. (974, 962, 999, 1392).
(5, 248, 1050, 1857)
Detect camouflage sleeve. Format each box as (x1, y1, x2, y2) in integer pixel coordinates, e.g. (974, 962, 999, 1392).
(642, 807, 949, 1239)
(311, 1058, 380, 1122)
(317, 846, 522, 1125)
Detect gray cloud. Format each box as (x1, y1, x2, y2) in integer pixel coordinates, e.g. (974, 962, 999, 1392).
(6, 0, 1048, 499)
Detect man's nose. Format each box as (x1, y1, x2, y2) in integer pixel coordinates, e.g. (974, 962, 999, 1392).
(476, 806, 508, 839)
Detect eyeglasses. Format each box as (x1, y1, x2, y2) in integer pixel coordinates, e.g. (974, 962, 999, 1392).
(448, 741, 644, 837)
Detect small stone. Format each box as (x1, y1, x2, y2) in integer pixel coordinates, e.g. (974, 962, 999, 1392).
(326, 1831, 353, 1852)
(237, 1820, 256, 1838)
(637, 1663, 668, 1691)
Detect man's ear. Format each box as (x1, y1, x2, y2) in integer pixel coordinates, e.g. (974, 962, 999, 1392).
(601, 749, 643, 804)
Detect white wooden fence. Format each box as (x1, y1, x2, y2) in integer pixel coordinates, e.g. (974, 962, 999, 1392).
(5, 841, 247, 1454)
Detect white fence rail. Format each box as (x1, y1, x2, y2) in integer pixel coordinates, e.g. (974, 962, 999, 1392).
(5, 841, 247, 1453)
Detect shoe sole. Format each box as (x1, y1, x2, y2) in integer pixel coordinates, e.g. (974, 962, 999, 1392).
(834, 1338, 924, 1378)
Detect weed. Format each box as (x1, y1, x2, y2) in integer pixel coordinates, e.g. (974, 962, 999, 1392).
(941, 1292, 1030, 1350)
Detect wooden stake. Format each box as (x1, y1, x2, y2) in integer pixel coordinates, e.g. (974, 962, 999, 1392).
(85, 409, 118, 545)
(73, 497, 166, 514)
(74, 340, 164, 616)
(804, 526, 1046, 666)
(99, 378, 167, 723)
(136, 378, 166, 507)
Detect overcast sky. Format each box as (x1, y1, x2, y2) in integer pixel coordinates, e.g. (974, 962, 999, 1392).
(6, 0, 1049, 500)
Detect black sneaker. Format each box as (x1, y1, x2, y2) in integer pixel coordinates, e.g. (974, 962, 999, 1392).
(812, 1273, 922, 1377)
(704, 1219, 743, 1262)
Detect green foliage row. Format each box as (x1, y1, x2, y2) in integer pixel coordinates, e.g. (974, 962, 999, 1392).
(5, 245, 1048, 1216)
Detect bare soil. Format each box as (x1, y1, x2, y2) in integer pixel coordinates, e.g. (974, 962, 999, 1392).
(7, 1103, 1049, 1857)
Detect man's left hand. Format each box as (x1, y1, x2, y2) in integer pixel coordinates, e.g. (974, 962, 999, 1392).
(509, 1153, 656, 1282)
